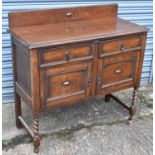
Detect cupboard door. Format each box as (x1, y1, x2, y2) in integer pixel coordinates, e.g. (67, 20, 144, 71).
(40, 61, 92, 109)
(96, 51, 140, 95)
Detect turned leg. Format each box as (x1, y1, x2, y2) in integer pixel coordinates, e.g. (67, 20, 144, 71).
(105, 94, 111, 102)
(129, 88, 137, 121)
(15, 93, 23, 128)
(33, 118, 40, 153)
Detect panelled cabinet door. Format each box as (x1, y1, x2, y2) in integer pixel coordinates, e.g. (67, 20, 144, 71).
(40, 61, 92, 109)
(96, 51, 141, 95)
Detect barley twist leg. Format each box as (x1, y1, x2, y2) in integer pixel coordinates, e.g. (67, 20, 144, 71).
(129, 88, 137, 121)
(33, 119, 40, 153)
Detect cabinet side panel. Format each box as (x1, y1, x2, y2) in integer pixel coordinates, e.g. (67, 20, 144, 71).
(14, 41, 31, 97)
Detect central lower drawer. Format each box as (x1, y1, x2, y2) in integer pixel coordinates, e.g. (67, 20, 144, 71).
(39, 42, 94, 67)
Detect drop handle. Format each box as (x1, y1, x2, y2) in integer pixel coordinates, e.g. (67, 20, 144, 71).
(115, 69, 122, 74)
(65, 51, 71, 61)
(63, 81, 70, 86)
(120, 43, 124, 51)
(66, 12, 73, 17)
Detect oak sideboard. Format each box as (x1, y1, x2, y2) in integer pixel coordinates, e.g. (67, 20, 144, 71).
(8, 4, 148, 153)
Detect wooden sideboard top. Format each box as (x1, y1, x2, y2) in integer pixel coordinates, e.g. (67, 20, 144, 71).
(8, 4, 148, 49)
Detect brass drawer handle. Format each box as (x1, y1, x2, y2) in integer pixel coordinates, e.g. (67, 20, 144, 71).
(63, 81, 70, 86)
(66, 12, 73, 17)
(115, 69, 122, 74)
(65, 50, 71, 61)
(120, 43, 124, 51)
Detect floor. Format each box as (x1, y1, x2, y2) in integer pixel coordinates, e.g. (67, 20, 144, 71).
(2, 85, 153, 155)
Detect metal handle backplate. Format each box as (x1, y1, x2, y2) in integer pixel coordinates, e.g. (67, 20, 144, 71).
(120, 43, 124, 51)
(65, 51, 71, 61)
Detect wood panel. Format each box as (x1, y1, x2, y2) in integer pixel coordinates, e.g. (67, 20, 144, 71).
(14, 41, 31, 96)
(9, 18, 148, 49)
(97, 80, 134, 96)
(39, 42, 93, 67)
(96, 50, 140, 95)
(30, 49, 41, 118)
(8, 4, 118, 28)
(40, 61, 92, 109)
(47, 70, 85, 98)
(102, 59, 135, 85)
(99, 35, 142, 56)
(15, 82, 32, 108)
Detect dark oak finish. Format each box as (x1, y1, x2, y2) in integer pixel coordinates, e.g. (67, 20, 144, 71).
(129, 88, 138, 120)
(8, 4, 148, 153)
(96, 50, 140, 95)
(15, 43, 31, 96)
(99, 35, 142, 57)
(39, 42, 94, 67)
(11, 38, 23, 129)
(9, 4, 118, 28)
(40, 61, 92, 109)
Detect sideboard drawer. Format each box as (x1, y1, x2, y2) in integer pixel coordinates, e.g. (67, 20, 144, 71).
(39, 43, 94, 67)
(99, 35, 142, 56)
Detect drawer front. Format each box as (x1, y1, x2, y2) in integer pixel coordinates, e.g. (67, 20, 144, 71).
(96, 51, 140, 95)
(99, 35, 141, 56)
(40, 61, 92, 109)
(39, 43, 94, 67)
